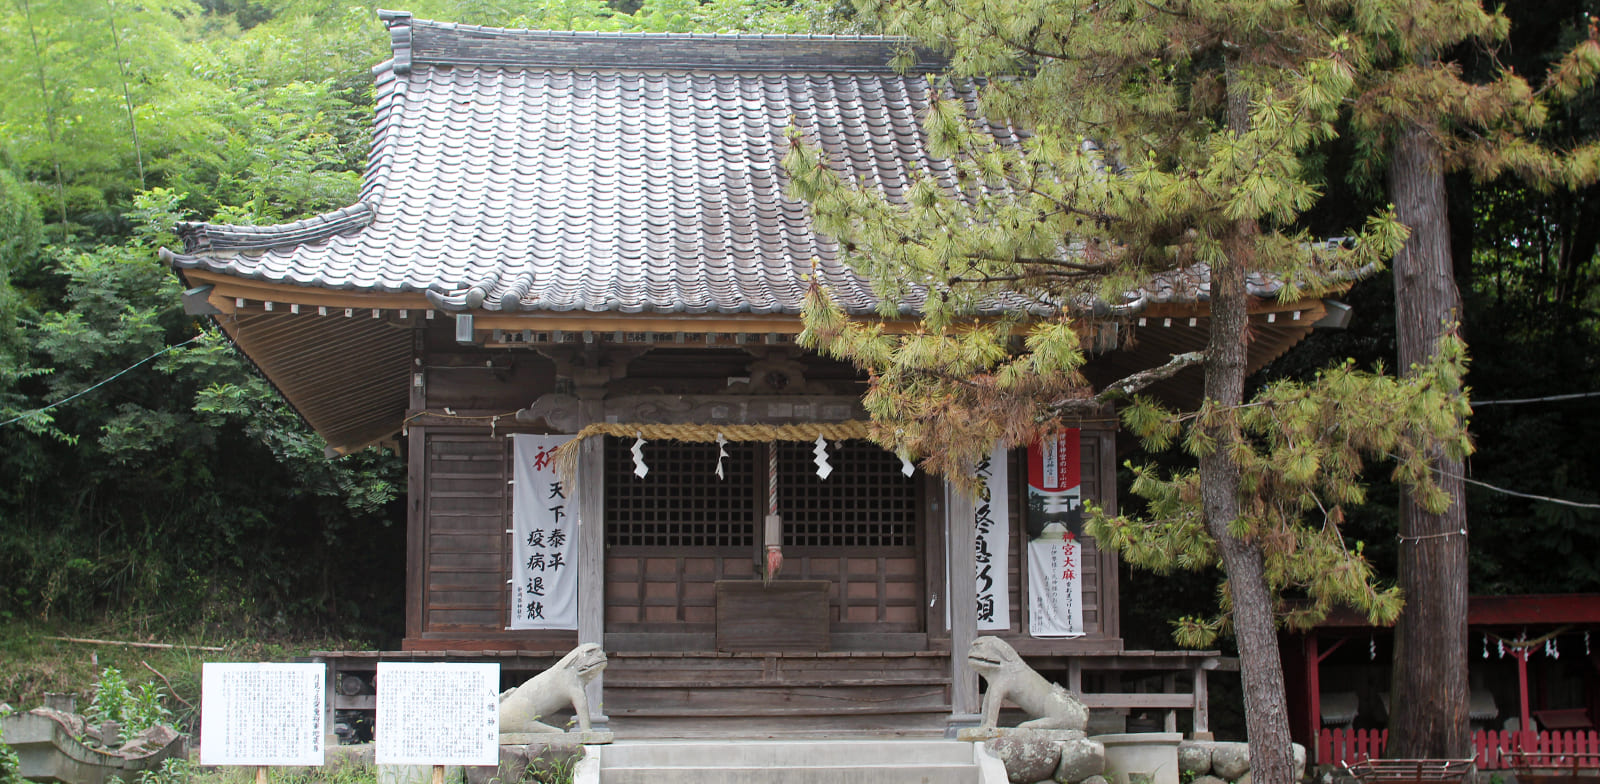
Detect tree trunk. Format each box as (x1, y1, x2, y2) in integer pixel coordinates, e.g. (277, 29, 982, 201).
(1202, 223, 1296, 784)
(1205, 56, 1295, 784)
(1386, 123, 1471, 759)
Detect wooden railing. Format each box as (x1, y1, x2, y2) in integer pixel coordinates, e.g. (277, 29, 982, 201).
(1317, 728, 1600, 770)
(1476, 730, 1600, 770)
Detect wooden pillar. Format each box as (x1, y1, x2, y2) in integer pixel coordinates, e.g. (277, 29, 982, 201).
(405, 331, 427, 645)
(577, 390, 608, 729)
(1193, 661, 1211, 738)
(1164, 673, 1179, 732)
(946, 480, 980, 730)
(1306, 635, 1322, 752)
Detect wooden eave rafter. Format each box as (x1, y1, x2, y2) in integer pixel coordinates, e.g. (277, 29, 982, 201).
(188, 269, 1336, 339)
(188, 272, 1335, 453)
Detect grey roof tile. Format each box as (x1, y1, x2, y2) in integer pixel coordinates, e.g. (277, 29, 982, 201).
(168, 22, 960, 315)
(165, 13, 1317, 319)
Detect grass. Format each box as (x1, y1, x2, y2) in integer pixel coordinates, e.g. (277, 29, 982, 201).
(112, 755, 578, 784)
(0, 617, 369, 732)
(3, 620, 578, 784)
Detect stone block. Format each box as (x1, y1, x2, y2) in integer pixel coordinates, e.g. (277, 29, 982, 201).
(960, 727, 1087, 743)
(1211, 742, 1251, 781)
(987, 730, 1068, 784)
(1178, 741, 1212, 776)
(1092, 732, 1183, 784)
(497, 731, 612, 746)
(1056, 737, 1107, 783)
(466, 745, 531, 784)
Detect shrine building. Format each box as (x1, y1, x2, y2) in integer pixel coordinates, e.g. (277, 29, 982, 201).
(161, 11, 1347, 737)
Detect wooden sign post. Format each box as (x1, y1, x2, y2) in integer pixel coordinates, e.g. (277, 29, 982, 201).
(199, 662, 326, 779)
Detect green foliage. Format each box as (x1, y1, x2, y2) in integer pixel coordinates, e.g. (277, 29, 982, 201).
(519, 753, 582, 784)
(0, 700, 20, 784)
(0, 188, 404, 632)
(789, 11, 1472, 771)
(124, 757, 195, 784)
(790, 0, 1412, 479)
(0, 0, 839, 643)
(1091, 339, 1475, 643)
(0, 743, 22, 784)
(86, 666, 171, 744)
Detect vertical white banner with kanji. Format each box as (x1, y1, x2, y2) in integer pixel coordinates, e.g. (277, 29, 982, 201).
(973, 447, 1011, 630)
(946, 447, 1011, 631)
(510, 434, 576, 630)
(1027, 430, 1085, 637)
(1028, 533, 1084, 637)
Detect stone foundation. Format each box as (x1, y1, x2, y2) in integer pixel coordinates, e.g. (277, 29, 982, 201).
(974, 729, 1308, 784)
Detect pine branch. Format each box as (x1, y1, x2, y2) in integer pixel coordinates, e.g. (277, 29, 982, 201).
(1046, 350, 1205, 416)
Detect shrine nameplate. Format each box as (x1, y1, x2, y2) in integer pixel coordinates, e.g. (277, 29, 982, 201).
(715, 580, 831, 652)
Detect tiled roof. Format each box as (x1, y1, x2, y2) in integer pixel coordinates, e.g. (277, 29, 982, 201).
(165, 13, 983, 317)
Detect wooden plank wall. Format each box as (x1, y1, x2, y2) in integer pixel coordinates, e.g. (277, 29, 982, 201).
(420, 433, 510, 634)
(605, 551, 755, 630)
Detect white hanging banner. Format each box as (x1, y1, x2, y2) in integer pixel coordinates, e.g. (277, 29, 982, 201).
(946, 447, 1011, 631)
(973, 448, 1010, 630)
(511, 434, 577, 630)
(1028, 532, 1085, 637)
(1028, 430, 1086, 637)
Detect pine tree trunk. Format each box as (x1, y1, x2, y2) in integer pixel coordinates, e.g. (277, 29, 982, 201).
(1203, 225, 1296, 784)
(1204, 56, 1295, 784)
(1386, 123, 1471, 759)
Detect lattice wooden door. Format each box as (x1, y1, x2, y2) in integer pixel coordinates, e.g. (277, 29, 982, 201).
(602, 438, 925, 640)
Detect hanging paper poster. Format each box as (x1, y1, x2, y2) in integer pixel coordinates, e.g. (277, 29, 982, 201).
(947, 446, 1011, 631)
(1028, 430, 1086, 637)
(199, 662, 325, 766)
(973, 447, 1011, 630)
(511, 434, 577, 630)
(374, 662, 499, 766)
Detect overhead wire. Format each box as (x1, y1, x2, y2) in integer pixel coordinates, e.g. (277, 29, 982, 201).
(0, 334, 204, 428)
(1474, 390, 1600, 407)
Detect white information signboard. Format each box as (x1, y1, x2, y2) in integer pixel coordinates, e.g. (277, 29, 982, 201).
(374, 662, 499, 766)
(199, 662, 325, 767)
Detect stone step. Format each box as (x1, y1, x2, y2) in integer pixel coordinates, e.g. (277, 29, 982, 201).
(601, 739, 974, 766)
(588, 740, 1002, 784)
(599, 763, 975, 784)
(603, 714, 949, 739)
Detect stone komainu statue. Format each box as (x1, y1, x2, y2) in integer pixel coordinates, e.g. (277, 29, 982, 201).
(967, 636, 1089, 731)
(498, 643, 608, 733)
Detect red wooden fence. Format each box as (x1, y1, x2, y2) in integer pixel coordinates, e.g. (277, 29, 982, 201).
(1317, 728, 1600, 770)
(1319, 728, 1388, 767)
